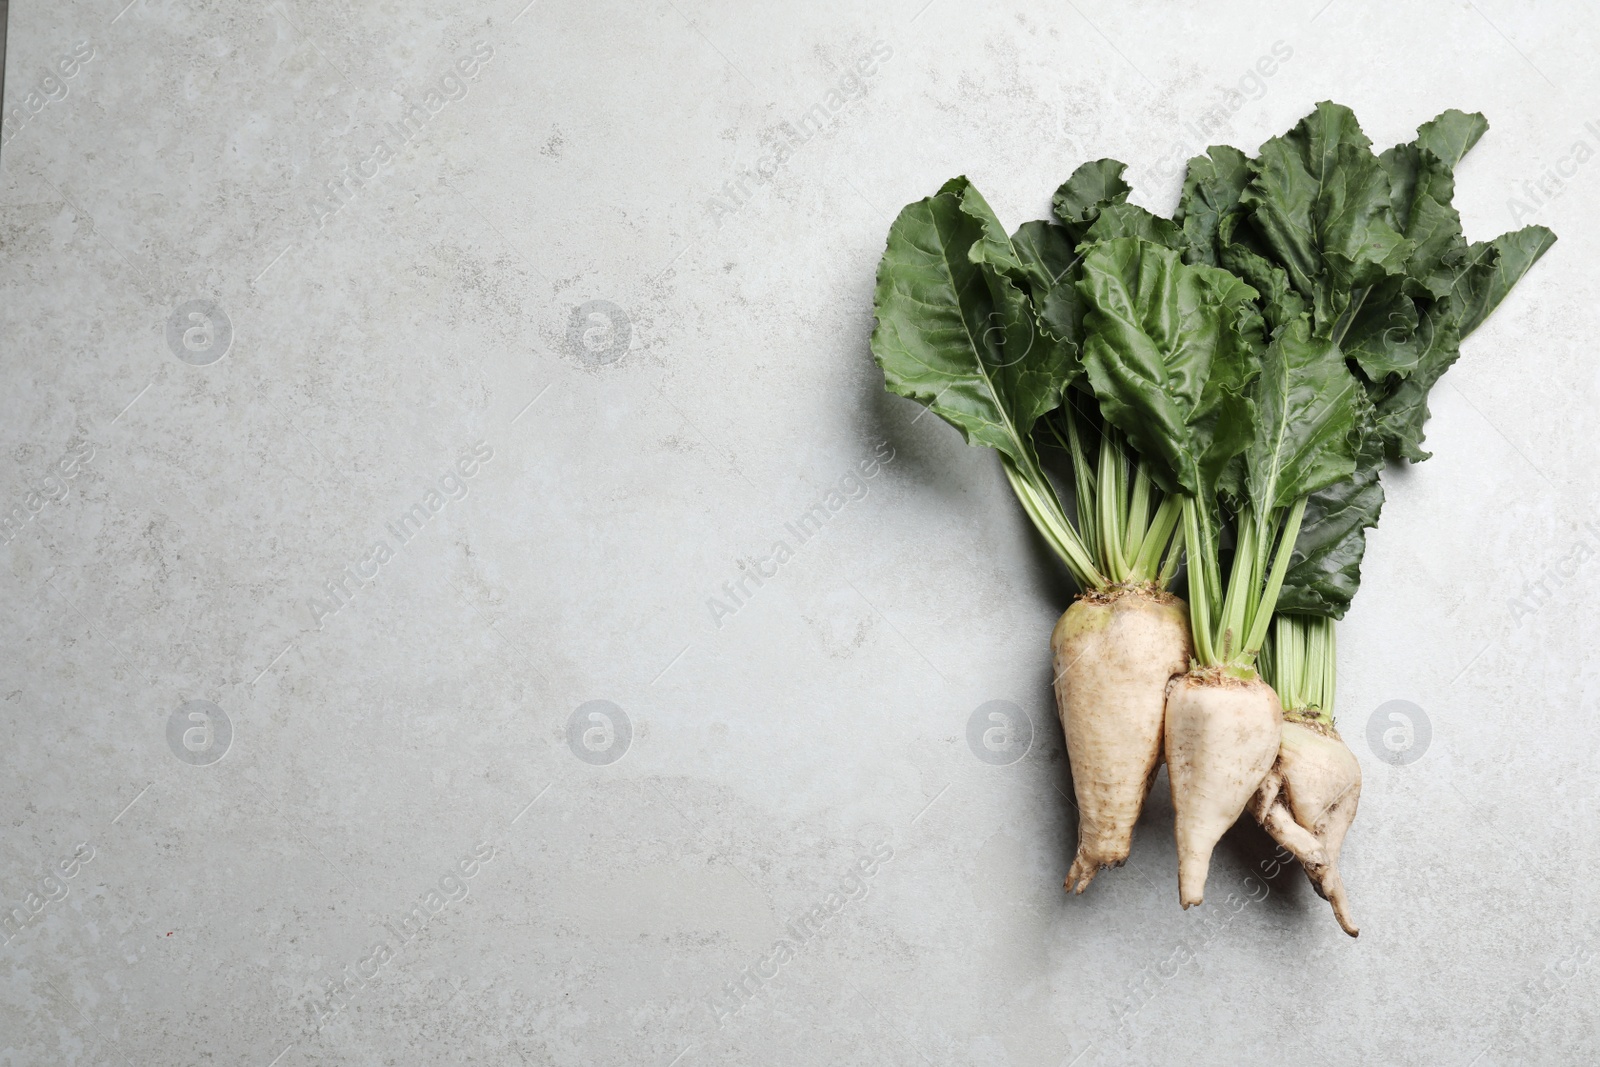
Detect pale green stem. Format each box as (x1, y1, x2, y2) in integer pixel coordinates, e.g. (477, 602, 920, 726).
(1097, 426, 1129, 581)
(1266, 613, 1338, 725)
(1181, 495, 1217, 666)
(1124, 462, 1152, 568)
(1315, 616, 1338, 724)
(1001, 455, 1106, 590)
(1286, 614, 1306, 709)
(1241, 501, 1286, 644)
(1242, 496, 1308, 658)
(1218, 506, 1258, 663)
(1159, 519, 1185, 585)
(1268, 614, 1303, 709)
(1132, 494, 1183, 579)
(1062, 406, 1099, 568)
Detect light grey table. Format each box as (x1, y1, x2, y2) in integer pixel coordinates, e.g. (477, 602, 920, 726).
(1, 2, 1595, 1065)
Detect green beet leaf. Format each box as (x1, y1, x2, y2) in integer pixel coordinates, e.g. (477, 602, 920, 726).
(1276, 404, 1387, 618)
(1080, 202, 1186, 251)
(1414, 108, 1490, 169)
(1010, 219, 1087, 364)
(1076, 237, 1261, 501)
(1380, 141, 1467, 300)
(1176, 145, 1252, 267)
(1217, 212, 1306, 333)
(1338, 274, 1425, 380)
(1244, 316, 1363, 516)
(1242, 102, 1413, 331)
(1374, 226, 1555, 460)
(1009, 158, 1155, 357)
(1446, 224, 1558, 340)
(1339, 110, 1486, 380)
(870, 176, 1074, 471)
(1052, 159, 1133, 241)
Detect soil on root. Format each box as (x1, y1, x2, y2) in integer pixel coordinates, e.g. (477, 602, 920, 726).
(1282, 707, 1339, 737)
(1077, 581, 1181, 607)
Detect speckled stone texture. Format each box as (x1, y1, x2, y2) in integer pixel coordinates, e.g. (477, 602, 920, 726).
(2, 2, 1596, 1065)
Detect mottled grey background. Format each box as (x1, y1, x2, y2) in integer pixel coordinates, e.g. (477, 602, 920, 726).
(1, 1, 1595, 1065)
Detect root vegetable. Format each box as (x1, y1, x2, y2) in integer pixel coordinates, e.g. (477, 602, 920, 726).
(1256, 615, 1362, 935)
(872, 175, 1194, 895)
(1079, 235, 1363, 909)
(1223, 105, 1554, 936)
(1164, 671, 1283, 908)
(1053, 588, 1189, 893)
(871, 100, 1555, 938)
(1249, 719, 1361, 936)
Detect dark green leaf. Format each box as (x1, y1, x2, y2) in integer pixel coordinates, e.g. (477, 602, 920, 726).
(1380, 142, 1468, 299)
(1177, 145, 1253, 267)
(1052, 159, 1132, 240)
(1076, 237, 1262, 499)
(1371, 303, 1462, 461)
(1446, 225, 1558, 339)
(1080, 202, 1185, 250)
(1372, 226, 1555, 460)
(1242, 102, 1413, 329)
(1298, 99, 1373, 163)
(1217, 212, 1306, 333)
(1276, 404, 1386, 618)
(1316, 144, 1416, 308)
(1010, 220, 1087, 359)
(870, 176, 1074, 467)
(1217, 452, 1247, 510)
(1244, 316, 1363, 514)
(1338, 277, 1422, 380)
(1414, 108, 1489, 169)
(951, 177, 1028, 277)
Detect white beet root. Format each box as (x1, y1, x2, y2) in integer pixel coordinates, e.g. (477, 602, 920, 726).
(1165, 672, 1282, 908)
(1249, 720, 1362, 936)
(1052, 589, 1190, 894)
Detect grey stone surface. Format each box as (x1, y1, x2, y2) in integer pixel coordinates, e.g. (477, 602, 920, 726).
(1, 1, 1596, 1064)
